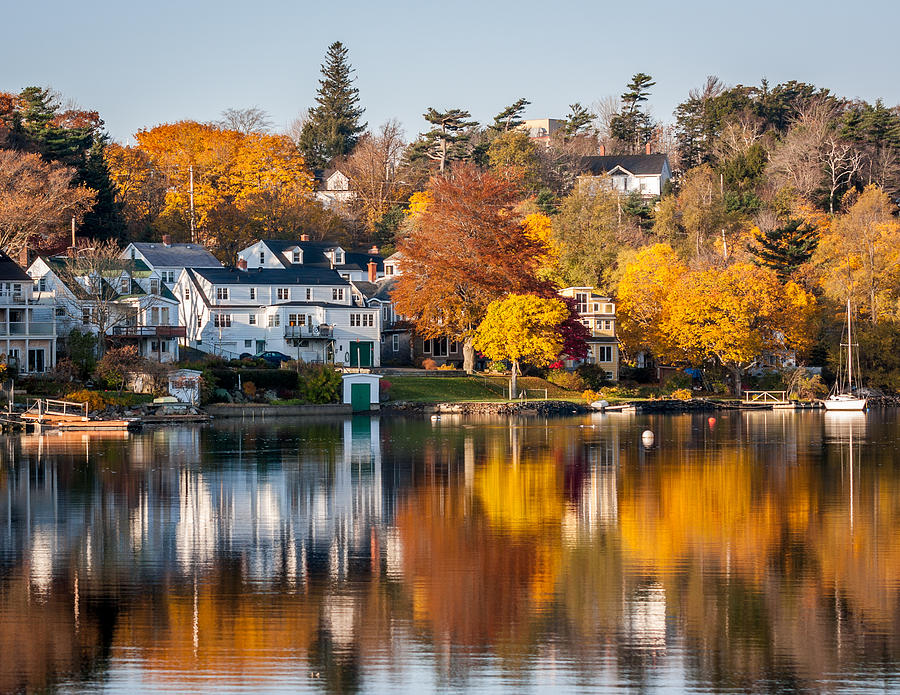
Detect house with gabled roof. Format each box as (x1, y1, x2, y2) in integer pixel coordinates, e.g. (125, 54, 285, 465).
(0, 250, 57, 374)
(314, 168, 354, 207)
(237, 237, 384, 283)
(28, 255, 183, 363)
(352, 275, 412, 365)
(122, 235, 223, 287)
(578, 152, 671, 198)
(175, 260, 381, 366)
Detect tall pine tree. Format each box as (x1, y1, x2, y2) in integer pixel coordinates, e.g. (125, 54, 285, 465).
(298, 42, 366, 169)
(749, 218, 819, 280)
(609, 73, 657, 153)
(407, 108, 478, 172)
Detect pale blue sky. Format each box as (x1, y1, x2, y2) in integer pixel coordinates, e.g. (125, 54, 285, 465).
(2, 0, 898, 143)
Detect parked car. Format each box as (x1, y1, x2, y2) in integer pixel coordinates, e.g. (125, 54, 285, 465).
(255, 351, 292, 366)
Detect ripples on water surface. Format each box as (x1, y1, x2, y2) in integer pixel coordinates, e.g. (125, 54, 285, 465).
(2, 411, 900, 693)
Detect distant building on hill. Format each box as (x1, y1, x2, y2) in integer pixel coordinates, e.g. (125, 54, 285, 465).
(578, 150, 671, 198)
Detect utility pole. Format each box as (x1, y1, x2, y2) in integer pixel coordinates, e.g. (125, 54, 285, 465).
(189, 164, 196, 243)
(71, 217, 76, 248)
(721, 229, 728, 260)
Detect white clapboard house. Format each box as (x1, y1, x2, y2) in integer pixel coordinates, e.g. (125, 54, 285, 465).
(28, 255, 184, 363)
(237, 237, 384, 283)
(175, 260, 381, 367)
(122, 235, 223, 288)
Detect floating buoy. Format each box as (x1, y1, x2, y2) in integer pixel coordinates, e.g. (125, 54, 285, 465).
(641, 429, 655, 447)
(708, 417, 716, 428)
(430, 414, 440, 422)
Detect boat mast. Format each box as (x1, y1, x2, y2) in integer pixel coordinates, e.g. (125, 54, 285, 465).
(846, 298, 853, 392)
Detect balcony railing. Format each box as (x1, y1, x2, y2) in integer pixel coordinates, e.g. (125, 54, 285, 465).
(284, 324, 333, 339)
(0, 322, 56, 336)
(112, 325, 187, 338)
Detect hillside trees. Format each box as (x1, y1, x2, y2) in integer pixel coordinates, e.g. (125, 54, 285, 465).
(297, 41, 366, 168)
(341, 120, 407, 233)
(609, 73, 657, 153)
(407, 108, 478, 172)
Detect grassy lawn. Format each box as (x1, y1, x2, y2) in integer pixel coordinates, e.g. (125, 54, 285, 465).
(386, 376, 506, 403)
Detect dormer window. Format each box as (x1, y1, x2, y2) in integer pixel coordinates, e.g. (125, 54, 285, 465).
(292, 250, 301, 264)
(335, 251, 344, 265)
(150, 279, 160, 294)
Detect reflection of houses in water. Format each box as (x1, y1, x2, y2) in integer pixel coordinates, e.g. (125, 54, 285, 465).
(623, 582, 667, 653)
(564, 424, 620, 536)
(1, 419, 385, 589)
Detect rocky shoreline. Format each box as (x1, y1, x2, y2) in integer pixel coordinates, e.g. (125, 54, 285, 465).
(383, 400, 592, 416)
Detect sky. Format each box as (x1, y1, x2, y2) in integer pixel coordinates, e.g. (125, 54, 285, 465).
(2, 0, 899, 143)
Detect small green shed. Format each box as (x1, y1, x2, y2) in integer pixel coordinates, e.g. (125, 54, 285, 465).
(341, 373, 381, 412)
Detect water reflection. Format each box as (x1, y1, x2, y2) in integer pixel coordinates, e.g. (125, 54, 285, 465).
(2, 412, 900, 693)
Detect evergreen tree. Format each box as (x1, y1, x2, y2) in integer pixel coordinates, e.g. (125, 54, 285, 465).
(407, 108, 478, 172)
(298, 41, 366, 169)
(490, 98, 530, 133)
(563, 102, 593, 137)
(749, 218, 819, 280)
(610, 73, 657, 152)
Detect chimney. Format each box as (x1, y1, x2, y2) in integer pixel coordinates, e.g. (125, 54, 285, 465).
(367, 260, 377, 283)
(645, 142, 652, 155)
(369, 245, 379, 254)
(300, 234, 310, 242)
(237, 258, 248, 271)
(598, 144, 605, 156)
(18, 247, 29, 269)
(162, 234, 172, 247)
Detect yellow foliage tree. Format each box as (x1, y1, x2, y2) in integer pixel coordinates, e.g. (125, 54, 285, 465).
(662, 263, 817, 393)
(616, 243, 687, 358)
(474, 293, 568, 398)
(815, 185, 900, 323)
(522, 212, 560, 280)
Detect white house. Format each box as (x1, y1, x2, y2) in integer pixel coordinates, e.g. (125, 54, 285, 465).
(175, 263, 381, 367)
(314, 168, 354, 207)
(122, 236, 222, 288)
(578, 153, 671, 198)
(237, 238, 384, 283)
(28, 255, 183, 363)
(0, 251, 57, 374)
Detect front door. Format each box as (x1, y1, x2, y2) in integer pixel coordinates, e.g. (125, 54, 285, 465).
(350, 383, 370, 412)
(350, 341, 373, 368)
(256, 340, 266, 354)
(27, 348, 45, 373)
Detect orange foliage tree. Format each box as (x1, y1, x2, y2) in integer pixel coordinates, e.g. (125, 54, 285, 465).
(391, 164, 558, 372)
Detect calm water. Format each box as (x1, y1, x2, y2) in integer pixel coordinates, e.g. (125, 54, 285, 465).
(1, 411, 899, 694)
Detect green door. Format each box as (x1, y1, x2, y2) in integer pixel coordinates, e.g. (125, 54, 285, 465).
(350, 342, 373, 367)
(350, 383, 370, 412)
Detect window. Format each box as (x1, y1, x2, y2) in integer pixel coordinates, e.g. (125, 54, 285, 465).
(381, 305, 393, 325)
(292, 250, 301, 263)
(424, 338, 448, 356)
(277, 288, 290, 300)
(333, 288, 344, 301)
(150, 307, 160, 325)
(163, 271, 175, 283)
(120, 277, 130, 293)
(38, 278, 46, 292)
(288, 314, 306, 326)
(249, 287, 256, 300)
(150, 279, 160, 294)
(151, 340, 169, 352)
(392, 335, 399, 352)
(449, 341, 459, 354)
(597, 346, 613, 362)
(341, 273, 351, 280)
(245, 340, 252, 348)
(12, 284, 21, 297)
(249, 314, 256, 325)
(385, 265, 394, 276)
(197, 315, 202, 328)
(422, 339, 431, 354)
(592, 303, 599, 312)
(55, 307, 65, 317)
(184, 286, 190, 300)
(259, 251, 265, 264)
(82, 308, 90, 325)
(575, 293, 588, 314)
(216, 287, 229, 301)
(604, 320, 612, 330)
(306, 288, 311, 300)
(214, 314, 231, 328)
(604, 303, 613, 313)
(334, 251, 344, 265)
(161, 308, 170, 325)
(268, 314, 280, 327)
(350, 314, 373, 327)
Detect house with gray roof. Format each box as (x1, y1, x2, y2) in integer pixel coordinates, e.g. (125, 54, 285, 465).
(175, 260, 381, 366)
(578, 152, 671, 197)
(0, 250, 57, 374)
(237, 237, 384, 283)
(28, 255, 183, 363)
(351, 275, 411, 365)
(122, 235, 223, 287)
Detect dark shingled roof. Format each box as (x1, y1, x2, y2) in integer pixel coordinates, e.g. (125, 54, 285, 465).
(260, 240, 383, 273)
(190, 266, 350, 286)
(580, 154, 669, 176)
(0, 251, 31, 282)
(354, 276, 398, 302)
(131, 242, 223, 268)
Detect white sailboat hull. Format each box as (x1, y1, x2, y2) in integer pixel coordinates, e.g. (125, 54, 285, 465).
(822, 395, 867, 411)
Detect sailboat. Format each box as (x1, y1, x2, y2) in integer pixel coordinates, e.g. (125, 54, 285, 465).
(823, 298, 867, 411)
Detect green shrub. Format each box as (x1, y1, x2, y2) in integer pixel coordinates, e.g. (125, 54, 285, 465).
(299, 365, 342, 404)
(576, 363, 614, 390)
